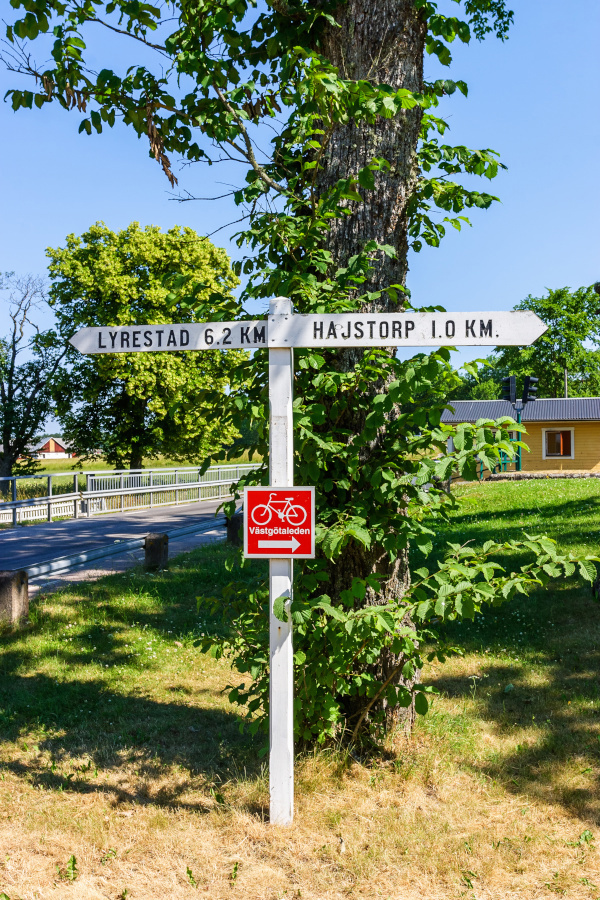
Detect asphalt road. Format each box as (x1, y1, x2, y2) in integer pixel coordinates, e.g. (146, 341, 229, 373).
(0, 500, 229, 571)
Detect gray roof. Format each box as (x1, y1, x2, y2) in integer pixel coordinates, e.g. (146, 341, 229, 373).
(441, 398, 600, 423)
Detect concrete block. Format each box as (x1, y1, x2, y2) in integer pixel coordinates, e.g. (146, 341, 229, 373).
(145, 533, 168, 571)
(227, 511, 243, 547)
(0, 570, 29, 624)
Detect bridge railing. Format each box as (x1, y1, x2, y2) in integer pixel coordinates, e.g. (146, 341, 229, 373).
(0, 463, 260, 527)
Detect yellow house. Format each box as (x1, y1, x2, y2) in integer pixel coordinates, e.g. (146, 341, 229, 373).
(441, 398, 600, 474)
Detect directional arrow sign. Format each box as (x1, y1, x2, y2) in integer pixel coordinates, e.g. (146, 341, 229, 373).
(244, 487, 315, 559)
(69, 310, 547, 354)
(267, 310, 547, 348)
(258, 537, 301, 552)
(69, 321, 267, 353)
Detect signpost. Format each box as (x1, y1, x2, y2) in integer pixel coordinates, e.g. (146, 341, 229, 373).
(69, 299, 547, 826)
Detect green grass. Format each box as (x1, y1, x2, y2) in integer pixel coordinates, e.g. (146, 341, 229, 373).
(0, 544, 265, 791)
(2, 477, 600, 779)
(421, 478, 600, 819)
(440, 477, 600, 557)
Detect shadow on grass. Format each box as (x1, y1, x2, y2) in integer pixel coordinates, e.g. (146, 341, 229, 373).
(0, 675, 257, 812)
(429, 580, 600, 823)
(0, 662, 265, 814)
(0, 546, 268, 814)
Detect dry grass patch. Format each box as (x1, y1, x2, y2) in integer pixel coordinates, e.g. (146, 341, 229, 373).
(3, 723, 600, 899)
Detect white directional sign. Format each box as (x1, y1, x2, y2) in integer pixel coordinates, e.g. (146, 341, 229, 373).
(267, 310, 547, 348)
(69, 321, 267, 353)
(69, 310, 547, 354)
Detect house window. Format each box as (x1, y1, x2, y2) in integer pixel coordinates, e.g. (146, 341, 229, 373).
(543, 428, 574, 460)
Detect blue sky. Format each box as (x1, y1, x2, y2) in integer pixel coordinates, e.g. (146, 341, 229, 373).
(1, 0, 599, 370)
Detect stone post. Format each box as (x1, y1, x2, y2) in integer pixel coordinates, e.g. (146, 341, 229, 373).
(0, 570, 29, 625)
(145, 533, 168, 571)
(226, 510, 243, 547)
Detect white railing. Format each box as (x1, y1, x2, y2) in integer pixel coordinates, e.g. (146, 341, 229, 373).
(0, 464, 260, 526)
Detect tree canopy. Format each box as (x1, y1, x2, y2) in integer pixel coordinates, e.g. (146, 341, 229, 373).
(6, 0, 597, 746)
(454, 285, 600, 401)
(48, 222, 245, 469)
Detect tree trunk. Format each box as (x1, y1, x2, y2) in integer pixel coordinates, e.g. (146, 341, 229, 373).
(129, 453, 144, 471)
(0, 455, 14, 480)
(313, 0, 427, 736)
(316, 0, 426, 296)
(0, 454, 15, 499)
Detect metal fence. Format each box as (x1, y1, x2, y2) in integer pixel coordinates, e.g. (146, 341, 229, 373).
(0, 464, 260, 527)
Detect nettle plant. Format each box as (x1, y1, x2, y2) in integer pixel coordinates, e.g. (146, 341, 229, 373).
(5, 0, 596, 744)
(202, 530, 595, 744)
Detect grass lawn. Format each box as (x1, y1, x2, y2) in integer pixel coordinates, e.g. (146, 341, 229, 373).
(2, 479, 600, 898)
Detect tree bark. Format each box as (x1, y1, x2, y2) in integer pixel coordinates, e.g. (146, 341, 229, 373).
(0, 455, 18, 480)
(316, 0, 426, 296)
(312, 0, 427, 736)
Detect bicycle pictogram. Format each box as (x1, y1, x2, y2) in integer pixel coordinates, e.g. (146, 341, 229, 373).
(250, 492, 308, 526)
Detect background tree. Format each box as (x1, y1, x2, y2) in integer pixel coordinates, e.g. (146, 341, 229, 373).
(452, 376, 501, 400)
(6, 1, 593, 748)
(0, 273, 65, 479)
(454, 285, 600, 401)
(48, 222, 245, 470)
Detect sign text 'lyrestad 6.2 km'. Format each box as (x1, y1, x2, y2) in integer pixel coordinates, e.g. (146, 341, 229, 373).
(70, 321, 268, 353)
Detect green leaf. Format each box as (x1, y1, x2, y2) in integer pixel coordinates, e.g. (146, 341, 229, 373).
(346, 524, 371, 549)
(416, 600, 431, 620)
(578, 559, 597, 583)
(358, 167, 375, 190)
(414, 692, 429, 715)
(351, 578, 367, 599)
(272, 595, 288, 622)
(322, 527, 344, 560)
(416, 538, 433, 556)
(376, 610, 395, 633)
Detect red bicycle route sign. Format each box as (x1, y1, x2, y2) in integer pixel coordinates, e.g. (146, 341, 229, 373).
(243, 487, 315, 558)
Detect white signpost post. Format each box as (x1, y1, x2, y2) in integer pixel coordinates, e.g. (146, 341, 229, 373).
(70, 300, 547, 825)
